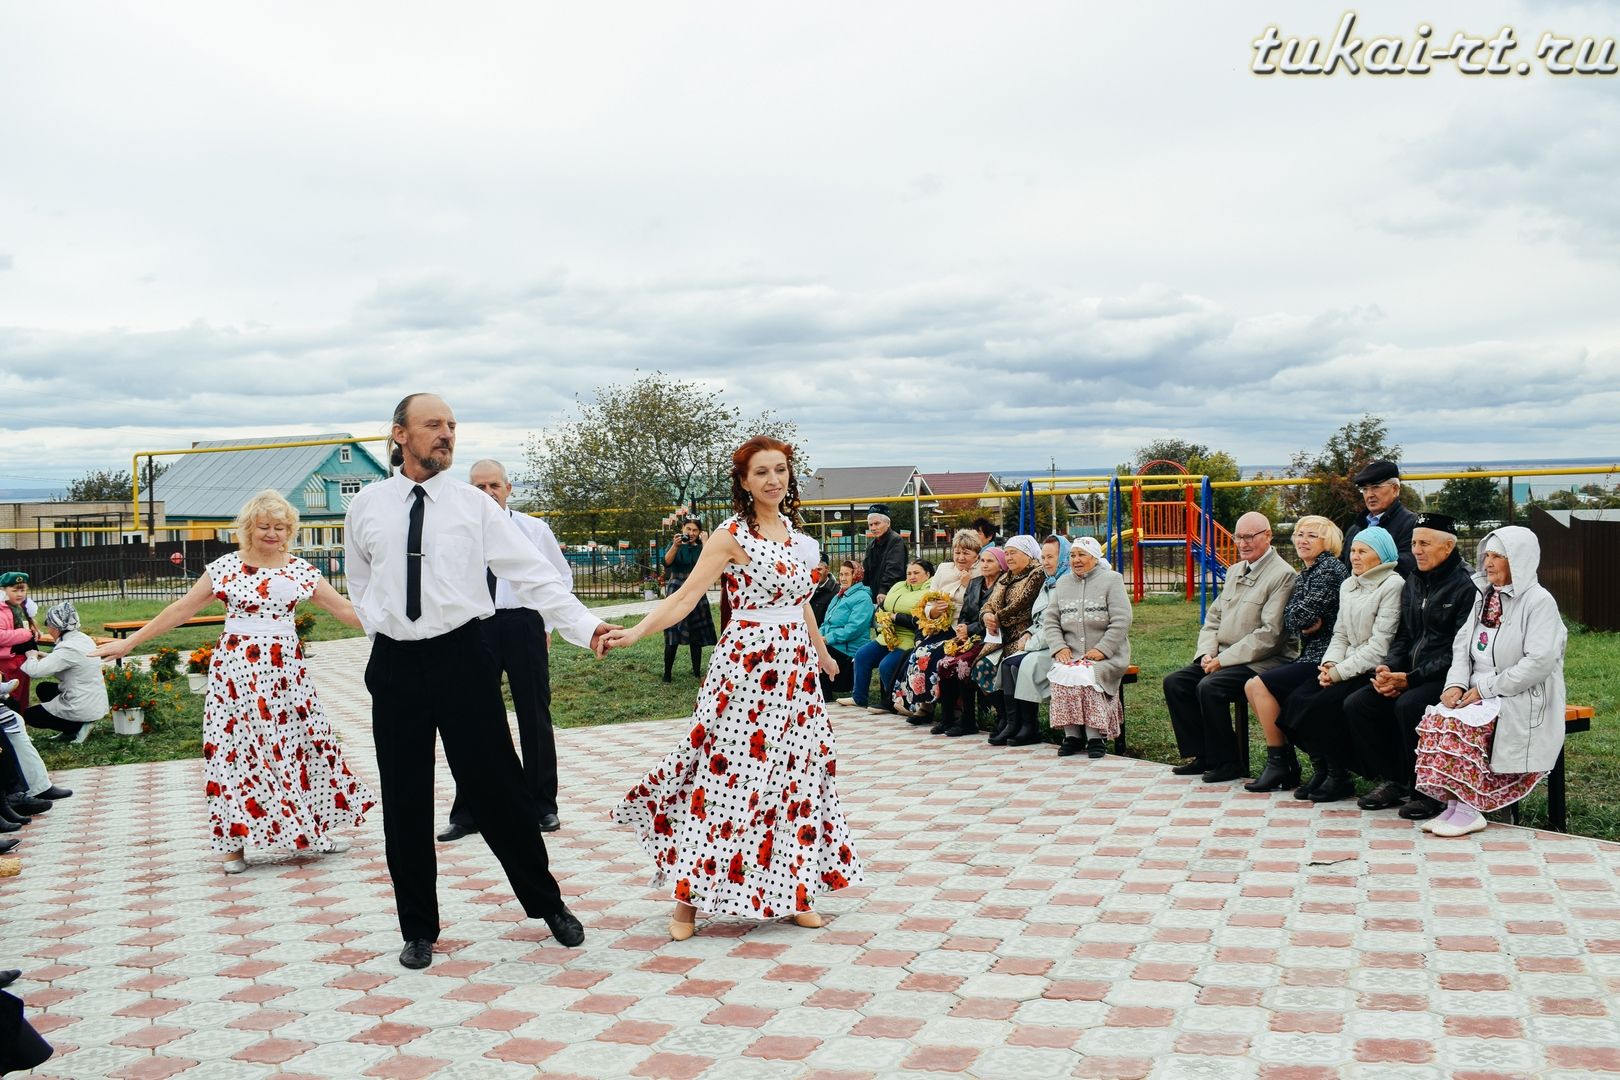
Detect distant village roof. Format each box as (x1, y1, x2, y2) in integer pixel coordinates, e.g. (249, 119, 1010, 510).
(153, 434, 384, 519)
(801, 466, 931, 506)
(918, 471, 1002, 497)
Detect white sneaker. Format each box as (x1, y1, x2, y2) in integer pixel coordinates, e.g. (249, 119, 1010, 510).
(317, 835, 348, 854)
(0, 679, 17, 699)
(1429, 810, 1488, 838)
(70, 721, 95, 745)
(834, 697, 857, 708)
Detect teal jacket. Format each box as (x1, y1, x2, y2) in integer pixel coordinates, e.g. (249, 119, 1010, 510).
(821, 584, 875, 656)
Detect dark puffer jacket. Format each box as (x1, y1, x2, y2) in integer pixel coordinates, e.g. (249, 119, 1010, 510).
(1381, 543, 1474, 682)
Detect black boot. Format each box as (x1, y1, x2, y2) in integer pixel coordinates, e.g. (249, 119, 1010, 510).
(1086, 738, 1107, 759)
(1244, 745, 1300, 793)
(690, 643, 703, 678)
(1007, 701, 1042, 746)
(986, 693, 1013, 745)
(1308, 766, 1356, 803)
(662, 640, 677, 684)
(1293, 757, 1328, 800)
(1058, 736, 1084, 757)
(930, 685, 956, 735)
(945, 685, 979, 737)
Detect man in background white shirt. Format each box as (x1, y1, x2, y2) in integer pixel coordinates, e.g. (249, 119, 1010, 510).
(438, 459, 572, 842)
(345, 393, 613, 969)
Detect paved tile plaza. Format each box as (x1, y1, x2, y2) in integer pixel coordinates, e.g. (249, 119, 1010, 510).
(6, 634, 1620, 1079)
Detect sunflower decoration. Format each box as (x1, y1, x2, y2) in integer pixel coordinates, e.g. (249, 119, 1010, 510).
(914, 591, 956, 637)
(872, 610, 900, 649)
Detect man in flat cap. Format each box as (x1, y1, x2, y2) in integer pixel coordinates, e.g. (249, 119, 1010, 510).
(1343, 460, 1416, 578)
(1341, 511, 1475, 820)
(862, 504, 908, 607)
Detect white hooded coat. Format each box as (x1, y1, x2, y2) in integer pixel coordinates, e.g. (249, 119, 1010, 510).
(1443, 526, 1567, 774)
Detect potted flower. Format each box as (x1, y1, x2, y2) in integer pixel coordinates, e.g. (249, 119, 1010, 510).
(187, 646, 212, 693)
(149, 645, 181, 683)
(104, 666, 157, 735)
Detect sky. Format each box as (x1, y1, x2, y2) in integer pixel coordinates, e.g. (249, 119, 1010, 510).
(3, 1, 1619, 493)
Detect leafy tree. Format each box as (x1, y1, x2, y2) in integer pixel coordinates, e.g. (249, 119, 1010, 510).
(60, 465, 165, 503)
(1284, 414, 1402, 524)
(524, 371, 803, 551)
(1435, 468, 1504, 526)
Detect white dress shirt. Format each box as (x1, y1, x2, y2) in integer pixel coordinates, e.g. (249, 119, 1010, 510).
(495, 510, 573, 610)
(345, 471, 601, 647)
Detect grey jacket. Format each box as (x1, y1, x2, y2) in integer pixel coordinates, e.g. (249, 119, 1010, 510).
(21, 629, 110, 724)
(1039, 565, 1132, 697)
(1444, 526, 1567, 774)
(1195, 549, 1298, 673)
(1322, 562, 1404, 682)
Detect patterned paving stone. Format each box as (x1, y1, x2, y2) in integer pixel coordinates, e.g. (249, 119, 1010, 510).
(7, 633, 1620, 1078)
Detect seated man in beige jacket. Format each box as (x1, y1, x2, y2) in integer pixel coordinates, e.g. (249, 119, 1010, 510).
(1164, 512, 1298, 782)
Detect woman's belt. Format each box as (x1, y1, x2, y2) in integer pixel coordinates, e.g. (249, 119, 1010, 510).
(731, 606, 804, 626)
(222, 617, 298, 638)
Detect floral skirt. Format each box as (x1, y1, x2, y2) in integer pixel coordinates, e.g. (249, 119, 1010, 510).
(969, 649, 1007, 695)
(1051, 685, 1122, 739)
(894, 635, 952, 713)
(1414, 711, 1544, 813)
(935, 643, 984, 684)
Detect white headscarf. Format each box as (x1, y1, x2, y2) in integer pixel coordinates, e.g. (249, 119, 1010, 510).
(1003, 535, 1041, 563)
(1073, 535, 1112, 570)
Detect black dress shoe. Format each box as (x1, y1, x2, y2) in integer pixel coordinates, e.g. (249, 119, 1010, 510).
(1170, 760, 1205, 776)
(542, 905, 585, 947)
(0, 969, 20, 989)
(399, 939, 434, 969)
(37, 785, 71, 800)
(1398, 794, 1446, 820)
(1057, 736, 1084, 757)
(436, 823, 477, 842)
(1200, 763, 1244, 783)
(0, 801, 28, 825)
(537, 813, 561, 833)
(0, 837, 17, 854)
(8, 795, 50, 815)
(1357, 781, 1407, 811)
(1308, 769, 1357, 803)
(1087, 738, 1107, 759)
(0, 816, 18, 833)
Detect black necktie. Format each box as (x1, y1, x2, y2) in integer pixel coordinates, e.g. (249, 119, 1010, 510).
(487, 568, 497, 602)
(406, 485, 426, 621)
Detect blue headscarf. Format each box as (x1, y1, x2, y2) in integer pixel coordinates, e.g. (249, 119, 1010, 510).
(1353, 525, 1398, 568)
(1042, 535, 1072, 592)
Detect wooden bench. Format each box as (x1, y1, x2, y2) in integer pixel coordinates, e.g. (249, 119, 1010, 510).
(102, 614, 227, 640)
(1112, 665, 1140, 755)
(1506, 705, 1591, 834)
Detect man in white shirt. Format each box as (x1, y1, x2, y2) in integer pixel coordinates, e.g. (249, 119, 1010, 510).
(438, 459, 572, 842)
(345, 393, 613, 969)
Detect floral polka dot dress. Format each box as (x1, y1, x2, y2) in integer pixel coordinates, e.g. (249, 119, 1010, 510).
(203, 553, 375, 854)
(613, 514, 863, 919)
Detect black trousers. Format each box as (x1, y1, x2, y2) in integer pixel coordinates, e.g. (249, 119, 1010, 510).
(1343, 677, 1447, 784)
(1277, 673, 1375, 766)
(449, 609, 557, 827)
(1163, 659, 1257, 766)
(818, 645, 855, 701)
(367, 621, 562, 942)
(23, 686, 77, 735)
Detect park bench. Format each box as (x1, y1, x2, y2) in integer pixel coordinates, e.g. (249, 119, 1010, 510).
(102, 614, 227, 640)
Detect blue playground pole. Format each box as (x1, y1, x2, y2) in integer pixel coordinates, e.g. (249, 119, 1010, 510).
(1106, 476, 1121, 569)
(1019, 481, 1035, 535)
(1198, 476, 1214, 622)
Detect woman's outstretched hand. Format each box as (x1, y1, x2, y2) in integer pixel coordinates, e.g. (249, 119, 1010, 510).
(93, 639, 134, 661)
(600, 625, 641, 655)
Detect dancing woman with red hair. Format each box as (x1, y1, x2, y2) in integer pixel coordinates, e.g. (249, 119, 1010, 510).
(605, 436, 865, 940)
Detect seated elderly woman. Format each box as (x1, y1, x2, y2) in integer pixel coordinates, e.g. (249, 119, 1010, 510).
(1242, 516, 1349, 792)
(934, 546, 1006, 736)
(1414, 526, 1566, 838)
(1277, 526, 1404, 803)
(1043, 537, 1132, 758)
(895, 529, 983, 721)
(968, 536, 1045, 745)
(839, 559, 933, 713)
(1000, 535, 1070, 746)
(818, 560, 875, 701)
(20, 601, 110, 744)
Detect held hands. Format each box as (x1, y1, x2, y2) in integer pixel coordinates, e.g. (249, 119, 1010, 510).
(1317, 663, 1336, 688)
(1201, 654, 1222, 674)
(1371, 665, 1409, 698)
(1441, 685, 1483, 709)
(591, 623, 624, 658)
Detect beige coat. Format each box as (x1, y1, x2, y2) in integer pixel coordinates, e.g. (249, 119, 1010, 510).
(1322, 562, 1405, 682)
(1195, 548, 1298, 674)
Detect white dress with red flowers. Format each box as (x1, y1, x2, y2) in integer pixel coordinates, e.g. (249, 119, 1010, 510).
(612, 514, 863, 919)
(203, 553, 375, 854)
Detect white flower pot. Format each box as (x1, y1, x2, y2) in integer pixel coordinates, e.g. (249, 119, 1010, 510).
(187, 673, 207, 693)
(111, 708, 145, 735)
(643, 589, 658, 600)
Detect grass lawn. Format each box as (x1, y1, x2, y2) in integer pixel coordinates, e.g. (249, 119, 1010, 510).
(29, 597, 1620, 841)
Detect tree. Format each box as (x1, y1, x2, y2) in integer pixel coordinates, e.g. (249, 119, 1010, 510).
(1435, 468, 1503, 526)
(524, 372, 804, 551)
(1119, 439, 1274, 526)
(59, 464, 165, 503)
(1284, 414, 1402, 524)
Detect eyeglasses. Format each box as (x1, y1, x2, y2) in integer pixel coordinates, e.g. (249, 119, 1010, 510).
(1234, 531, 1269, 543)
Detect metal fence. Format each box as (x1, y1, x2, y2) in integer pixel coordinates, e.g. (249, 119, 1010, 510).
(6, 540, 233, 604)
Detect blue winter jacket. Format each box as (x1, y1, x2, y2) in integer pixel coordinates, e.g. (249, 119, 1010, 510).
(820, 583, 875, 656)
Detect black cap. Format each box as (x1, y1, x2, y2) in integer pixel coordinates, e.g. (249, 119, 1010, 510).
(867, 504, 891, 517)
(1352, 460, 1400, 486)
(1414, 511, 1457, 534)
